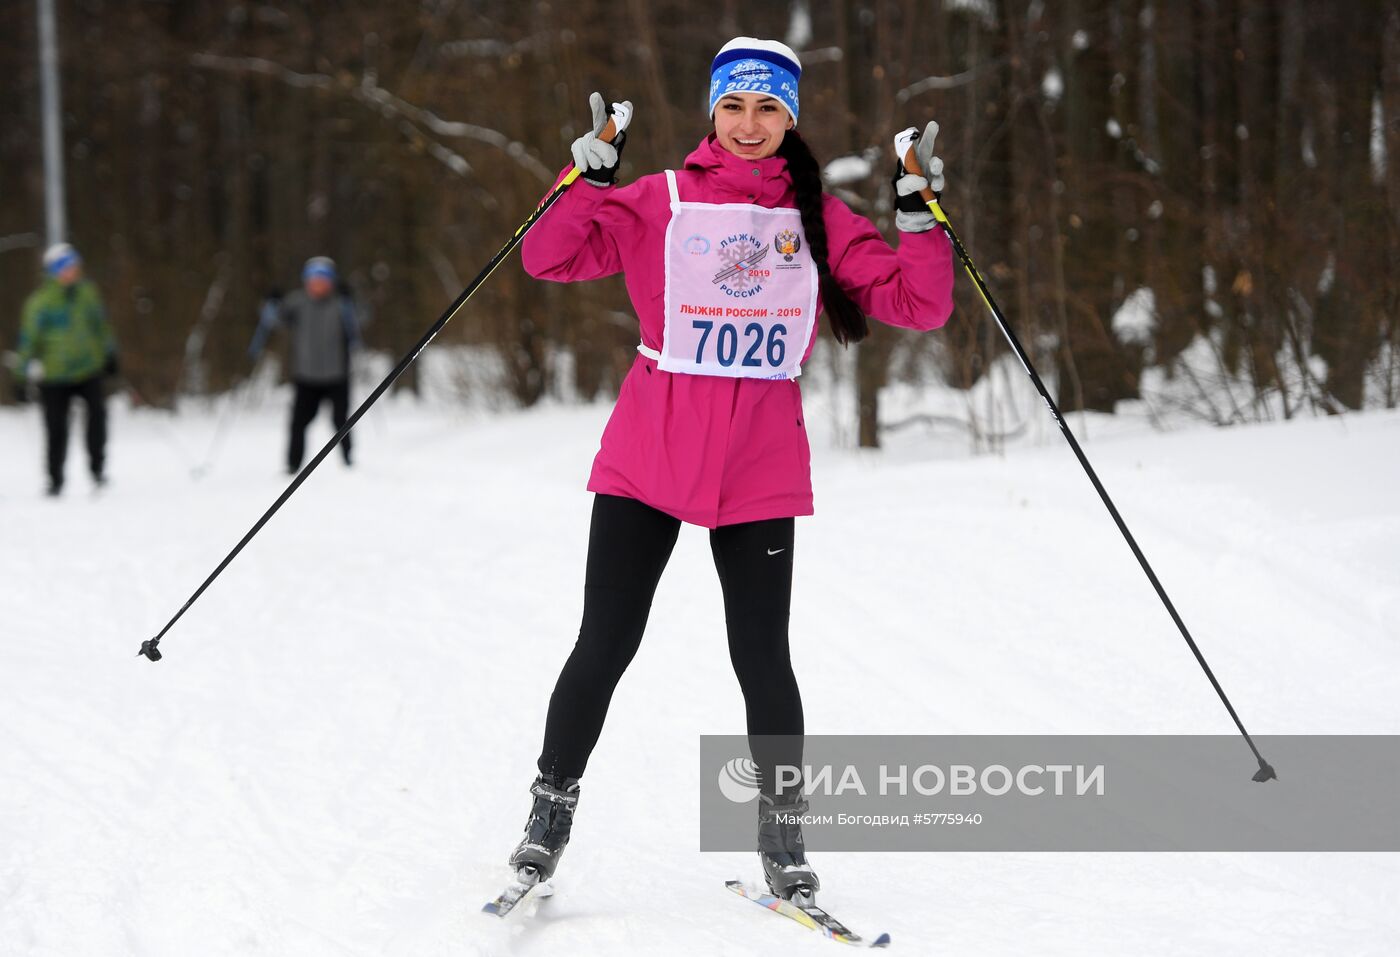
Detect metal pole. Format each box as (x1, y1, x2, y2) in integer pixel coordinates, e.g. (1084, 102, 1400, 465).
(37, 0, 67, 245)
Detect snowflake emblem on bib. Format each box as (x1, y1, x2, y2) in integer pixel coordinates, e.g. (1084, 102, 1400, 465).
(714, 238, 769, 293)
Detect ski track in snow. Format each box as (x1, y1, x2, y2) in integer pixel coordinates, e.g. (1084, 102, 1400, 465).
(2, 394, 1398, 955)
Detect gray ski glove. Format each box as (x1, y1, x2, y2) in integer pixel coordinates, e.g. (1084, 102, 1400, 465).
(892, 121, 945, 233)
(571, 92, 634, 187)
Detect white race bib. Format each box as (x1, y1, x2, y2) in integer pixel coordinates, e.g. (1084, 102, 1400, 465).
(657, 169, 818, 379)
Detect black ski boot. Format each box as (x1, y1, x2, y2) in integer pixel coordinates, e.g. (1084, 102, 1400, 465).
(757, 793, 821, 905)
(507, 773, 581, 886)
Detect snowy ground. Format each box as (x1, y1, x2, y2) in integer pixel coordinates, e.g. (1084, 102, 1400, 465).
(2, 378, 1398, 955)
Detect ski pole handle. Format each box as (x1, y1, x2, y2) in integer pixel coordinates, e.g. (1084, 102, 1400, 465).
(597, 94, 633, 145)
(900, 144, 939, 204)
(900, 143, 949, 225)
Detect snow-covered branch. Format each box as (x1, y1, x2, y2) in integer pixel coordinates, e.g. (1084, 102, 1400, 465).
(190, 52, 553, 183)
(192, 52, 334, 88)
(0, 233, 41, 255)
(438, 32, 553, 58)
(896, 59, 1005, 103)
(357, 79, 553, 182)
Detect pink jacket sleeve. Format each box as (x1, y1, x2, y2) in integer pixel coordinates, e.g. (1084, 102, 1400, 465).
(520, 167, 654, 282)
(822, 194, 956, 332)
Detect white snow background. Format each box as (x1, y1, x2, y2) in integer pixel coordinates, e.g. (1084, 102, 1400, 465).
(2, 365, 1398, 955)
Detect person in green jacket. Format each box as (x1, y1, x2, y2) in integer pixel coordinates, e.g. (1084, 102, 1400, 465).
(13, 243, 119, 496)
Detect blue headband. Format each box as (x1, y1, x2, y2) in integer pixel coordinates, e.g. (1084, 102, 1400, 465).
(302, 260, 337, 282)
(45, 249, 80, 276)
(709, 48, 801, 125)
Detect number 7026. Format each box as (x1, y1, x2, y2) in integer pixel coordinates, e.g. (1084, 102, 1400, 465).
(693, 320, 788, 368)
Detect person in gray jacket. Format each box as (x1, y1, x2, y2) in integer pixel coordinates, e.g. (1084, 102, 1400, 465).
(248, 256, 369, 473)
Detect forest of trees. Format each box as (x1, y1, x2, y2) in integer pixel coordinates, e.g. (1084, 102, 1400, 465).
(3, 0, 1397, 446)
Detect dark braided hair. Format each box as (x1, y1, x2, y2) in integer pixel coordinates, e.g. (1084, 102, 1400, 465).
(777, 131, 869, 345)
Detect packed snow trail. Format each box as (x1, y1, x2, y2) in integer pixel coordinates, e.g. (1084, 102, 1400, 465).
(2, 389, 1398, 955)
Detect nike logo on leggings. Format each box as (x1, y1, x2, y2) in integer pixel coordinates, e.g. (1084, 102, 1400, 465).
(767, 548, 786, 555)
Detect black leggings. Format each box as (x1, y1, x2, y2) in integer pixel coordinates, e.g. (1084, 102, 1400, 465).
(289, 379, 350, 471)
(39, 376, 107, 487)
(538, 493, 803, 795)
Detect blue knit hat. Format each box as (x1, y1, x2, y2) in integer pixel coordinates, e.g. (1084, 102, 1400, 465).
(42, 243, 81, 277)
(302, 256, 337, 282)
(709, 37, 802, 127)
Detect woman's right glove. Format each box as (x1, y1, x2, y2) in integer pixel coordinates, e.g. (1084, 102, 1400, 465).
(892, 121, 945, 233)
(571, 92, 634, 187)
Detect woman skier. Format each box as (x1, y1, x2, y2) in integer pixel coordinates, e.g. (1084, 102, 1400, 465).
(503, 36, 954, 906)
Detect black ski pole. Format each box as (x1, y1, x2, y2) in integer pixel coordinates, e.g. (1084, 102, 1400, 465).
(900, 139, 1276, 783)
(138, 112, 625, 663)
(124, 382, 199, 471)
(191, 362, 260, 480)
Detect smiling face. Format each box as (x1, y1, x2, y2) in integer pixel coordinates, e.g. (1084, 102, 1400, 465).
(713, 92, 794, 159)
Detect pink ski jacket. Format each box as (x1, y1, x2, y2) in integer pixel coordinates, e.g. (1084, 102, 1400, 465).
(521, 134, 956, 528)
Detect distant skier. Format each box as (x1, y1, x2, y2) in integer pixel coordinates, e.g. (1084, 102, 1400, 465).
(12, 243, 119, 496)
(498, 37, 954, 906)
(248, 257, 369, 473)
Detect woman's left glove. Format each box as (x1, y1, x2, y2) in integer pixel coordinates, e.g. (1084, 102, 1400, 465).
(891, 121, 945, 233)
